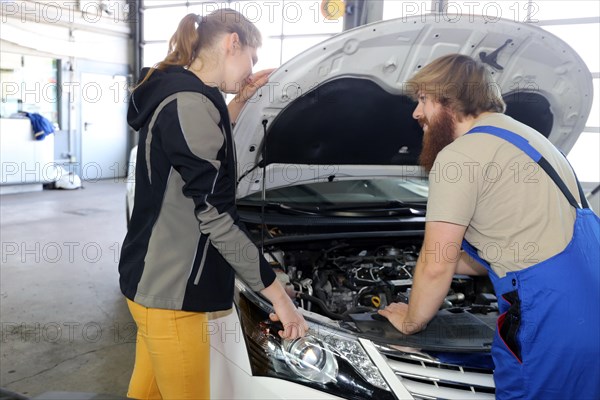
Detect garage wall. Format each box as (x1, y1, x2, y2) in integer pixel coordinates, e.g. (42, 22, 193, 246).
(1, 0, 134, 180)
(1, 0, 131, 63)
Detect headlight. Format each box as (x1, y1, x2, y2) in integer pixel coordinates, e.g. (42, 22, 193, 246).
(237, 287, 396, 400)
(283, 336, 338, 383)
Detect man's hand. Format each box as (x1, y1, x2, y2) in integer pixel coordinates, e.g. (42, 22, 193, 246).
(378, 303, 425, 335)
(379, 222, 468, 336)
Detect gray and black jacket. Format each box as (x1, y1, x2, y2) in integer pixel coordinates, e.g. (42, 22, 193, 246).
(119, 66, 276, 311)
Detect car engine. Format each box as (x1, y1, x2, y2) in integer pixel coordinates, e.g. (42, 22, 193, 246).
(266, 240, 498, 321)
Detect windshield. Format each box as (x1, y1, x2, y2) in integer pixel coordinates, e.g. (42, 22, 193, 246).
(241, 178, 428, 206)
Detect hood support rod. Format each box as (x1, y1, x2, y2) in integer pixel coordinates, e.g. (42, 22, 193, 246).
(260, 119, 269, 255)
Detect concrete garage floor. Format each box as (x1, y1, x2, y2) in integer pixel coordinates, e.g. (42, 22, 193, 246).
(1, 180, 134, 398)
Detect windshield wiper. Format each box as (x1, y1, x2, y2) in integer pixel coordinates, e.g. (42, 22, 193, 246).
(238, 201, 323, 215)
(239, 200, 426, 216)
(315, 200, 426, 212)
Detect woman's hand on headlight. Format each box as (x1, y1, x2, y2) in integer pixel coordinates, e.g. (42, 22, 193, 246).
(261, 279, 308, 340)
(270, 299, 308, 340)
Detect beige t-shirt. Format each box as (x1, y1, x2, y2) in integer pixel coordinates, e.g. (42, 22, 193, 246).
(426, 113, 580, 278)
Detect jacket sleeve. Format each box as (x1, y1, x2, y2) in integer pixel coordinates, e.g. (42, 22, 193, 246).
(157, 92, 276, 291)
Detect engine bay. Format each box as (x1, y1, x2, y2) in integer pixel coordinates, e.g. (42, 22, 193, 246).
(265, 239, 499, 323)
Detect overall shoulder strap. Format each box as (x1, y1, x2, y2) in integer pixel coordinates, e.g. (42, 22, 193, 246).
(466, 125, 589, 209)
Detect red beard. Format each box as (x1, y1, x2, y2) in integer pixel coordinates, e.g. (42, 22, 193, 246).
(418, 107, 457, 172)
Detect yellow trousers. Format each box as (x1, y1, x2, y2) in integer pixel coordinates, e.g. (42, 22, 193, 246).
(126, 299, 210, 399)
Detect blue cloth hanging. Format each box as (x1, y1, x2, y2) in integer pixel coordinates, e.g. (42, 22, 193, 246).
(24, 112, 54, 140)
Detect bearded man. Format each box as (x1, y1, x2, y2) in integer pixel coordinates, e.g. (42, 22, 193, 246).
(379, 54, 599, 399)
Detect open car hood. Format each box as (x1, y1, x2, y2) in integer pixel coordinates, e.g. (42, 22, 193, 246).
(234, 15, 593, 198)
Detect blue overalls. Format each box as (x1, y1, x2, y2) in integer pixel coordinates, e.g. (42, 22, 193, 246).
(461, 126, 600, 399)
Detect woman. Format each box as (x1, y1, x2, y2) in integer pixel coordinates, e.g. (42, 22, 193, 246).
(119, 9, 307, 399)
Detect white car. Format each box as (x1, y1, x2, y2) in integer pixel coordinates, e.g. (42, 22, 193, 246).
(127, 14, 592, 400)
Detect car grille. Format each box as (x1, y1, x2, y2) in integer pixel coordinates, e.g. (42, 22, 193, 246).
(382, 350, 495, 400)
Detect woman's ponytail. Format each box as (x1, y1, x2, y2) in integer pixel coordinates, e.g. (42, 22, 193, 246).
(164, 13, 201, 68)
(133, 9, 261, 90)
(134, 13, 201, 89)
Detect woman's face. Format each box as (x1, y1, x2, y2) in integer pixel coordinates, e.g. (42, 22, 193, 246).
(222, 39, 258, 94)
